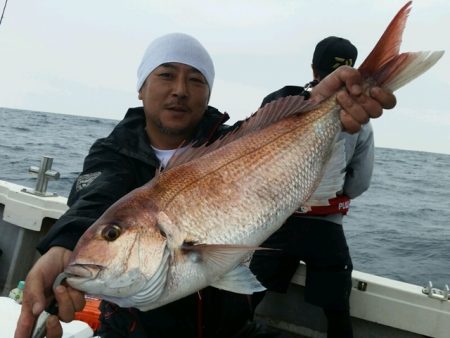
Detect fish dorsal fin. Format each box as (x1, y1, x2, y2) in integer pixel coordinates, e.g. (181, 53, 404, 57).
(301, 138, 346, 209)
(165, 95, 315, 170)
(210, 263, 266, 294)
(152, 162, 164, 180)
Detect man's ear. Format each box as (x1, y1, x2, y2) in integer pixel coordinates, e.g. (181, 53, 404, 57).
(138, 80, 146, 100)
(138, 85, 145, 100)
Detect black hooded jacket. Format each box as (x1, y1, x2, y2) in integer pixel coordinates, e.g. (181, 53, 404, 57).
(38, 106, 254, 338)
(37, 106, 231, 253)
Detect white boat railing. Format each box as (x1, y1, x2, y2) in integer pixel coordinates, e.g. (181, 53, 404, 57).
(0, 179, 68, 295)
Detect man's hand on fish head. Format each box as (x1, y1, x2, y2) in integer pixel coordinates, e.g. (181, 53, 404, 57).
(310, 66, 397, 133)
(14, 246, 85, 338)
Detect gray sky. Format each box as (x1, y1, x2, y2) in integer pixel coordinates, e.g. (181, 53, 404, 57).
(1, 0, 449, 154)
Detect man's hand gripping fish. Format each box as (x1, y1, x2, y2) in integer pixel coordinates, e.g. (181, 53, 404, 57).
(64, 1, 444, 311)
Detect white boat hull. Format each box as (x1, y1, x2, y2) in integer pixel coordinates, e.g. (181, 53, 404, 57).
(1, 179, 449, 337)
(257, 263, 450, 337)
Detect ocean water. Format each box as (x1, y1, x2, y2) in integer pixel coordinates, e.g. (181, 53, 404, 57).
(1, 107, 449, 289)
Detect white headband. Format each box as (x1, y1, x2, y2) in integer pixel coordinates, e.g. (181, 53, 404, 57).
(136, 33, 215, 92)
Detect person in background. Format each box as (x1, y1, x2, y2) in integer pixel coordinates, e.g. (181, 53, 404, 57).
(250, 36, 371, 338)
(14, 33, 394, 338)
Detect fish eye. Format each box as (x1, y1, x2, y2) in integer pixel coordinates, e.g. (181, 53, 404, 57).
(102, 224, 122, 241)
(159, 229, 167, 238)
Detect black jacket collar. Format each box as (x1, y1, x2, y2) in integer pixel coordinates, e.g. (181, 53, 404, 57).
(99, 106, 230, 165)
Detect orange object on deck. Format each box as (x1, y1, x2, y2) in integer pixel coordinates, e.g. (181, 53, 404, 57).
(74, 297, 101, 332)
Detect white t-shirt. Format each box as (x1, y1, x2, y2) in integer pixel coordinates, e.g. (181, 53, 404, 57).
(151, 145, 188, 169)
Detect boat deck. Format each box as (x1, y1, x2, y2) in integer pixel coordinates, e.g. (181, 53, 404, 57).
(266, 328, 306, 338)
(237, 320, 306, 338)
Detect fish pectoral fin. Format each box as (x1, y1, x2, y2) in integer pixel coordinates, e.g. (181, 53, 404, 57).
(182, 243, 262, 270)
(210, 264, 266, 294)
(302, 138, 346, 208)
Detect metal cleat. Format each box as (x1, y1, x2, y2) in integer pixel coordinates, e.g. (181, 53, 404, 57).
(22, 156, 60, 197)
(422, 281, 450, 301)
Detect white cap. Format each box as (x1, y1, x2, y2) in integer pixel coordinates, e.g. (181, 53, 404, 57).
(136, 33, 215, 92)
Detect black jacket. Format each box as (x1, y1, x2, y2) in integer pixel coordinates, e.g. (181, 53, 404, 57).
(37, 106, 231, 253)
(260, 85, 307, 108)
(38, 106, 254, 338)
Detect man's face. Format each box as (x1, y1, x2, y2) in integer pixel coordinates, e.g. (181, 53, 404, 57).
(139, 62, 210, 140)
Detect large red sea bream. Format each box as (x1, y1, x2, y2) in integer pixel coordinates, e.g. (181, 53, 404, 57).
(64, 1, 444, 311)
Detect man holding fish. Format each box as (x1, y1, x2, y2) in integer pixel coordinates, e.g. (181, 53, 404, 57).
(15, 31, 397, 338)
(250, 36, 369, 338)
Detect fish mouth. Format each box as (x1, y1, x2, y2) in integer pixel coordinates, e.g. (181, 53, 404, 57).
(64, 263, 104, 280)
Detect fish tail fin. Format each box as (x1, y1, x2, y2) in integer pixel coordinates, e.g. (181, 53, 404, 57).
(358, 1, 444, 92)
